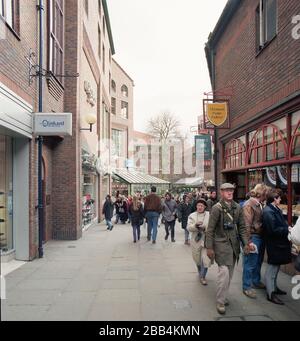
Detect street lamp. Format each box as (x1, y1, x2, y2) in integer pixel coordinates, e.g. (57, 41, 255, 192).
(80, 113, 97, 132)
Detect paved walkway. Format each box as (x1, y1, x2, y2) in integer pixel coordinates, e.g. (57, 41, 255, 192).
(1, 222, 300, 321)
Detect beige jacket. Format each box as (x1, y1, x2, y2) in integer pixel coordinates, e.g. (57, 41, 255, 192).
(187, 211, 212, 268)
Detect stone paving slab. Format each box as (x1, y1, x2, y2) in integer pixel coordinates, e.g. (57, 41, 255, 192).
(1, 222, 300, 321)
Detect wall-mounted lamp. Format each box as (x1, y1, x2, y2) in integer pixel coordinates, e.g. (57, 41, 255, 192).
(80, 113, 97, 132)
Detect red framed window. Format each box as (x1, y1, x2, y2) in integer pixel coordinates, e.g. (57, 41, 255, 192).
(225, 138, 246, 170)
(291, 112, 300, 158)
(249, 120, 287, 165)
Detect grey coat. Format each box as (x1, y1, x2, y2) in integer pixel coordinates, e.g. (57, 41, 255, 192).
(162, 199, 177, 222)
(206, 200, 248, 266)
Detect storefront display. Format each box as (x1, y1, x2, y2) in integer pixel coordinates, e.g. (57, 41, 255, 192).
(0, 135, 13, 252)
(223, 111, 300, 257)
(82, 149, 98, 227)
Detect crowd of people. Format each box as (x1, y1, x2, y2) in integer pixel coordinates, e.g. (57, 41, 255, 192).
(102, 184, 300, 315)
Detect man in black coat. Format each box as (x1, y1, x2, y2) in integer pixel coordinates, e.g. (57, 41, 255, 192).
(262, 190, 291, 305)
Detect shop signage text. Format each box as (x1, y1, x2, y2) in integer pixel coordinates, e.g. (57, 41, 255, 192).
(207, 103, 228, 127)
(33, 113, 72, 136)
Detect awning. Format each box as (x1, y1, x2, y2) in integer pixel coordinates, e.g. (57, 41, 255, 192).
(174, 177, 204, 187)
(112, 169, 170, 185)
(174, 177, 215, 187)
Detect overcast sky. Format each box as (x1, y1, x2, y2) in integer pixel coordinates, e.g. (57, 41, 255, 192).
(108, 0, 228, 135)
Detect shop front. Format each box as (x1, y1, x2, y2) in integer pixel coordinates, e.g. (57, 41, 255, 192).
(222, 110, 300, 258)
(0, 82, 32, 261)
(81, 149, 98, 229)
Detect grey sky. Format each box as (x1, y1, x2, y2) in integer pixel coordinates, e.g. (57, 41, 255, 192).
(108, 0, 228, 135)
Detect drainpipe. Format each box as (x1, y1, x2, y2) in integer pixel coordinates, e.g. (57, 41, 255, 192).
(211, 47, 219, 194)
(37, 0, 44, 258)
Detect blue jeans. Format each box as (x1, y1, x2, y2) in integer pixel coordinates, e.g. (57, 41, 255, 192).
(242, 235, 265, 290)
(132, 224, 141, 242)
(105, 219, 113, 230)
(146, 211, 160, 242)
(197, 261, 208, 279)
(184, 228, 190, 241)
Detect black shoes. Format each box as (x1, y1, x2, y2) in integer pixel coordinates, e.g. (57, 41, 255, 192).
(165, 234, 169, 240)
(171, 239, 176, 243)
(275, 288, 287, 295)
(152, 240, 156, 244)
(267, 293, 284, 305)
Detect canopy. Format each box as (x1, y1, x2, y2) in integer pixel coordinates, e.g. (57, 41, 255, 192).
(112, 169, 170, 185)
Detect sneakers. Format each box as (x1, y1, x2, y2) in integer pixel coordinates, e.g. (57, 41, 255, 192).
(216, 303, 226, 315)
(243, 289, 257, 299)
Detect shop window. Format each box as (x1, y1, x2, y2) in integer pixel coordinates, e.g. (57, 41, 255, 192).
(0, 135, 13, 253)
(249, 119, 287, 165)
(224, 137, 246, 170)
(249, 166, 288, 204)
(291, 111, 300, 157)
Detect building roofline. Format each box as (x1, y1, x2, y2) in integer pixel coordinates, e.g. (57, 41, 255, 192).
(102, 0, 115, 55)
(205, 0, 241, 85)
(206, 0, 241, 48)
(112, 58, 135, 84)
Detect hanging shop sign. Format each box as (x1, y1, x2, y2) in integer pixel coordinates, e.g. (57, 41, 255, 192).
(33, 113, 72, 136)
(195, 134, 212, 161)
(203, 99, 230, 129)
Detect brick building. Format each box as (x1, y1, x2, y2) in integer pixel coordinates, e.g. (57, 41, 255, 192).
(111, 59, 134, 170)
(205, 0, 300, 264)
(0, 0, 116, 261)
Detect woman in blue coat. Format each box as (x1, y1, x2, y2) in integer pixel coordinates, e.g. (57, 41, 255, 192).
(262, 190, 291, 305)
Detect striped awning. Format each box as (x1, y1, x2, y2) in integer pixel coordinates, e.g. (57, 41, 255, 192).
(112, 169, 170, 185)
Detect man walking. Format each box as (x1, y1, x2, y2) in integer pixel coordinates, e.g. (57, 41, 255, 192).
(242, 184, 267, 299)
(206, 183, 252, 315)
(162, 193, 178, 242)
(144, 186, 162, 244)
(206, 189, 218, 212)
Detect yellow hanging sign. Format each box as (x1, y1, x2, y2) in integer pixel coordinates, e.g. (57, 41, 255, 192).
(207, 103, 228, 127)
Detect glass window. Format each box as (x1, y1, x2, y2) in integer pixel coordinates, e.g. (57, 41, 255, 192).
(0, 135, 13, 252)
(121, 85, 128, 97)
(224, 137, 246, 170)
(249, 119, 287, 164)
(121, 101, 128, 119)
(292, 111, 300, 157)
(256, 0, 277, 51)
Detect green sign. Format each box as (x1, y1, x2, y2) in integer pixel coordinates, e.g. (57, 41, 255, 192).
(195, 135, 212, 161)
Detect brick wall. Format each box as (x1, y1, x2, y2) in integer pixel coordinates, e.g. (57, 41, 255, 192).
(213, 0, 300, 137)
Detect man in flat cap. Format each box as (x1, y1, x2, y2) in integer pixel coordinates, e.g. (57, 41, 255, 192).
(206, 183, 252, 315)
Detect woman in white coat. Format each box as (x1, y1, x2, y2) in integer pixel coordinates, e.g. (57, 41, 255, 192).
(187, 199, 212, 285)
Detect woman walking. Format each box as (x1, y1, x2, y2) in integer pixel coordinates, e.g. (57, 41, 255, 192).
(177, 194, 193, 245)
(129, 196, 145, 243)
(262, 190, 291, 305)
(187, 199, 212, 285)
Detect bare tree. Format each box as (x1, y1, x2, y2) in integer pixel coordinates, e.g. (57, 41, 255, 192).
(147, 112, 181, 141)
